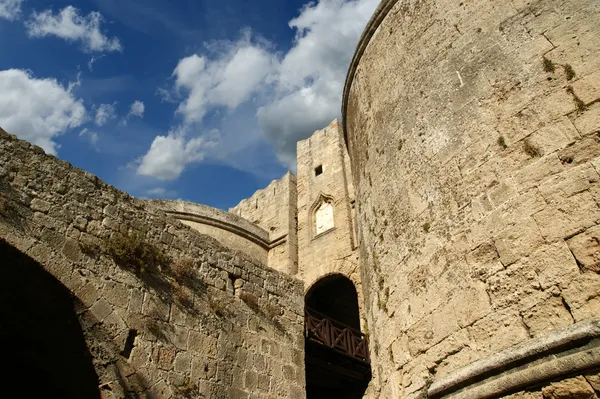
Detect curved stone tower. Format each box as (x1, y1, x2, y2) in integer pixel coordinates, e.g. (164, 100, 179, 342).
(343, 0, 600, 398)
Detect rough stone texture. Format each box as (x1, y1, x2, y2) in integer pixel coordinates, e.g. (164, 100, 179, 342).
(343, 0, 600, 397)
(0, 129, 305, 399)
(295, 121, 360, 294)
(147, 199, 270, 267)
(504, 373, 600, 399)
(229, 172, 298, 275)
(229, 120, 364, 323)
(542, 377, 597, 399)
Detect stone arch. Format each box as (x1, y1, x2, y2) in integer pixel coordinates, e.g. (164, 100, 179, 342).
(309, 193, 336, 238)
(304, 273, 371, 399)
(306, 273, 361, 328)
(0, 239, 100, 398)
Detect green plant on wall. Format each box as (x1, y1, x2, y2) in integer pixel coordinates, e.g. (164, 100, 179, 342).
(523, 140, 541, 158)
(104, 231, 170, 276)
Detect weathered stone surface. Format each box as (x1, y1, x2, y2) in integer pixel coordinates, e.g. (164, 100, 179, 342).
(0, 129, 305, 399)
(522, 297, 574, 337)
(541, 376, 597, 399)
(567, 225, 600, 273)
(342, 1, 600, 393)
(562, 273, 600, 322)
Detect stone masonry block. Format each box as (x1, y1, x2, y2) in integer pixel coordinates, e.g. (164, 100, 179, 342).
(533, 191, 600, 241)
(494, 217, 545, 267)
(562, 272, 600, 322)
(521, 297, 574, 337)
(541, 376, 596, 399)
(90, 298, 113, 321)
(567, 225, 600, 273)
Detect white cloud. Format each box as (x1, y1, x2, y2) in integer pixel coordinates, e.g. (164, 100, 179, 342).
(26, 6, 122, 53)
(137, 0, 377, 180)
(87, 54, 105, 71)
(79, 127, 98, 146)
(0, 0, 23, 20)
(137, 128, 220, 181)
(258, 0, 379, 167)
(172, 34, 276, 124)
(127, 101, 145, 118)
(94, 103, 117, 126)
(0, 69, 86, 154)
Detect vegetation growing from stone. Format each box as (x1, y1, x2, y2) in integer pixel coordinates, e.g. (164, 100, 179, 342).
(564, 64, 576, 81)
(170, 257, 196, 282)
(239, 291, 260, 312)
(523, 139, 541, 158)
(174, 381, 198, 398)
(566, 86, 587, 112)
(104, 231, 170, 276)
(497, 136, 508, 149)
(422, 222, 431, 233)
(543, 56, 555, 73)
(206, 295, 230, 318)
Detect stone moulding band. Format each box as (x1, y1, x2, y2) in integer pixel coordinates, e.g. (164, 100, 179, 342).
(341, 0, 401, 148)
(164, 210, 287, 251)
(428, 318, 600, 398)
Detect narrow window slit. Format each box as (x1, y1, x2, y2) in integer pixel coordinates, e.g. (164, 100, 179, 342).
(121, 329, 137, 359)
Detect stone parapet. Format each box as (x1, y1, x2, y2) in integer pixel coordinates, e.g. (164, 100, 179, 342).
(146, 199, 270, 266)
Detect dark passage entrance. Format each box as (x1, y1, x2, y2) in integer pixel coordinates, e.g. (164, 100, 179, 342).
(0, 239, 100, 398)
(305, 274, 371, 399)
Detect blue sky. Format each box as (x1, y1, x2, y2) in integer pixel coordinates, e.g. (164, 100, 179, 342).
(0, 0, 378, 209)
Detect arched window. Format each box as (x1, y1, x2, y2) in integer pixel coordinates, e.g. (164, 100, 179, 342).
(311, 194, 335, 237)
(315, 201, 334, 235)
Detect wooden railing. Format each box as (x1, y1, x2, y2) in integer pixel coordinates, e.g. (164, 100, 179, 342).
(305, 307, 370, 364)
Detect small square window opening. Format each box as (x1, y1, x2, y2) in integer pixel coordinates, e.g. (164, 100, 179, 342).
(315, 165, 323, 176)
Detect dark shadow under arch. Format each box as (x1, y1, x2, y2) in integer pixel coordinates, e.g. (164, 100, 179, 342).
(0, 239, 100, 398)
(305, 274, 371, 399)
(306, 274, 361, 329)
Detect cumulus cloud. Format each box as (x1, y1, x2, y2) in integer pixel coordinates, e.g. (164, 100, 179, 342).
(258, 0, 379, 166)
(137, 35, 274, 180)
(138, 0, 377, 180)
(26, 6, 122, 52)
(127, 101, 145, 118)
(137, 128, 220, 181)
(172, 34, 276, 123)
(0, 69, 86, 154)
(0, 0, 23, 20)
(94, 103, 117, 126)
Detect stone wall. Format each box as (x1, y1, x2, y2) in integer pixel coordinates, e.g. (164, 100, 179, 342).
(295, 121, 361, 300)
(147, 200, 270, 267)
(343, 0, 600, 397)
(229, 173, 298, 275)
(0, 128, 306, 399)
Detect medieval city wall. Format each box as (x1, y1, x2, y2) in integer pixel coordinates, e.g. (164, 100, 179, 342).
(295, 120, 365, 321)
(344, 0, 600, 397)
(0, 129, 306, 399)
(229, 172, 298, 275)
(147, 199, 270, 267)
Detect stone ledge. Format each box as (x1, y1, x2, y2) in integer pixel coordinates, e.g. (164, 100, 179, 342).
(429, 318, 600, 398)
(145, 199, 287, 251)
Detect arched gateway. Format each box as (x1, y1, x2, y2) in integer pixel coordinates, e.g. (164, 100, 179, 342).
(304, 274, 371, 399)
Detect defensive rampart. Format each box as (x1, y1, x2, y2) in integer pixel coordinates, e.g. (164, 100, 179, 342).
(343, 0, 600, 397)
(0, 128, 306, 399)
